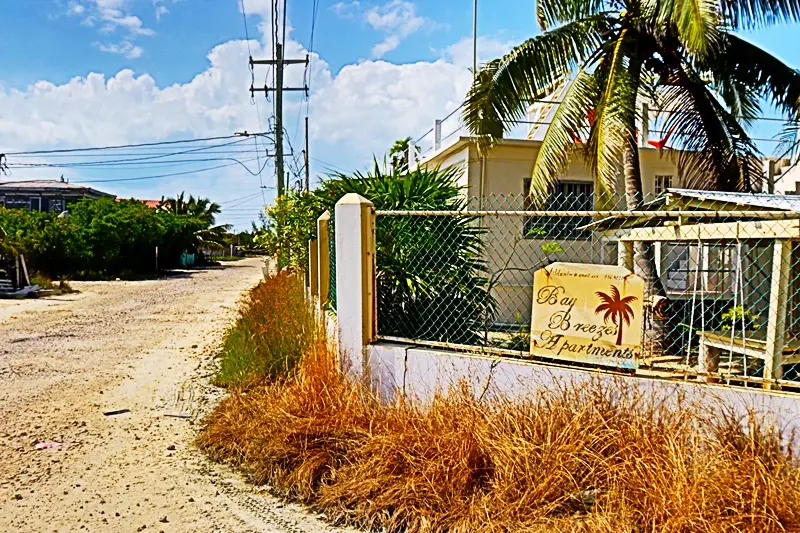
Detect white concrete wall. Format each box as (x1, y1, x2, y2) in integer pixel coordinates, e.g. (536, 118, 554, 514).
(368, 342, 800, 434)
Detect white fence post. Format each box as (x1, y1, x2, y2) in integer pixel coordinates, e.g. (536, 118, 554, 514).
(335, 194, 376, 379)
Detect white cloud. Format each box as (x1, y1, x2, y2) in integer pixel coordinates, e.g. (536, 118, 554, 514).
(155, 5, 169, 21)
(95, 40, 144, 59)
(366, 0, 431, 57)
(331, 1, 360, 18)
(0, 3, 517, 226)
(332, 0, 435, 57)
(68, 1, 155, 55)
(444, 36, 518, 71)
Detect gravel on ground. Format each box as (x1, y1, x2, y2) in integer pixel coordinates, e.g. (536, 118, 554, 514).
(0, 258, 358, 533)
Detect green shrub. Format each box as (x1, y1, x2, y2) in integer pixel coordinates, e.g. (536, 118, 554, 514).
(216, 272, 320, 388)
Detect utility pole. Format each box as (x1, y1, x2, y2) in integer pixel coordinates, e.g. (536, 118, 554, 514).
(304, 116, 310, 192)
(472, 0, 478, 80)
(249, 48, 308, 197)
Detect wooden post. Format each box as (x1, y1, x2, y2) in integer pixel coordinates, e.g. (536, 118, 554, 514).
(618, 241, 634, 271)
(19, 255, 30, 287)
(308, 238, 319, 298)
(317, 211, 331, 308)
(697, 335, 720, 383)
(764, 239, 791, 388)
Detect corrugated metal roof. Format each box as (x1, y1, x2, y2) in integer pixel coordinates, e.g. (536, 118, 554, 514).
(0, 180, 114, 198)
(667, 188, 800, 212)
(0, 180, 92, 190)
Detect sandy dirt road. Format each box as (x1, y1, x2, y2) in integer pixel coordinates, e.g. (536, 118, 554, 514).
(0, 258, 356, 533)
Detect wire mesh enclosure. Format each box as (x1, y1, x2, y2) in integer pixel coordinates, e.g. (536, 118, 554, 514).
(372, 191, 800, 391)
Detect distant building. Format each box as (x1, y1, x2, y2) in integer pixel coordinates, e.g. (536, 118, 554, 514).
(0, 179, 115, 213)
(115, 198, 162, 208)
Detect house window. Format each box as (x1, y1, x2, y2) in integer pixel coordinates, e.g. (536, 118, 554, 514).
(29, 197, 41, 212)
(523, 179, 593, 240)
(654, 174, 673, 196)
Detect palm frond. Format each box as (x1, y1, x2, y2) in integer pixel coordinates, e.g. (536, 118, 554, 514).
(719, 0, 800, 30)
(700, 34, 800, 116)
(586, 32, 639, 205)
(528, 70, 597, 205)
(535, 0, 607, 29)
(462, 16, 608, 152)
(649, 0, 721, 57)
(659, 67, 763, 191)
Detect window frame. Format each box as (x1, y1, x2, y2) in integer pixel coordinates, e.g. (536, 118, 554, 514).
(523, 179, 594, 240)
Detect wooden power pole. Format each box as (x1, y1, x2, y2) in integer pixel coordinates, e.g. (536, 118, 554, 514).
(304, 116, 310, 192)
(249, 47, 308, 197)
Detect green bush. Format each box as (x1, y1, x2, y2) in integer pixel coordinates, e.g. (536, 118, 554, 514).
(216, 272, 319, 388)
(317, 163, 493, 345)
(0, 196, 215, 278)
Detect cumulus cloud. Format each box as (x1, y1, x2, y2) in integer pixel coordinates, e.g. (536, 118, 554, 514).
(0, 2, 518, 225)
(331, 1, 360, 18)
(332, 0, 435, 57)
(95, 40, 144, 59)
(68, 0, 155, 55)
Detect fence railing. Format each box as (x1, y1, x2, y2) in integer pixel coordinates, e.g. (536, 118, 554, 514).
(313, 191, 800, 392)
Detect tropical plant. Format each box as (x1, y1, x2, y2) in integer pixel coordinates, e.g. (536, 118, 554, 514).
(254, 189, 324, 271)
(388, 136, 419, 171)
(720, 305, 761, 332)
(315, 162, 493, 345)
(160, 192, 231, 253)
(463, 0, 800, 351)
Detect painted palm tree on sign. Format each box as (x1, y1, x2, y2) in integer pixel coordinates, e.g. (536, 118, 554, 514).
(595, 286, 638, 346)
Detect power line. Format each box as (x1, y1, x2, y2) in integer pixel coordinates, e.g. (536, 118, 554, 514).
(219, 191, 268, 204)
(6, 138, 253, 168)
(76, 158, 268, 184)
(240, 0, 269, 206)
(8, 156, 267, 171)
(5, 134, 263, 156)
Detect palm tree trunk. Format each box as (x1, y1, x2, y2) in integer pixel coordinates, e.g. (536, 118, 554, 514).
(623, 56, 667, 356)
(616, 322, 624, 346)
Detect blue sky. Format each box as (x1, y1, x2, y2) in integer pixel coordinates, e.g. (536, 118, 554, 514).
(0, 1, 799, 228)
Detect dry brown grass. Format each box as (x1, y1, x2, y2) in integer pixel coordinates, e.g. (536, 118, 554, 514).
(199, 307, 800, 532)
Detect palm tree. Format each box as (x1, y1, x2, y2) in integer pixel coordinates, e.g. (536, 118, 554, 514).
(160, 192, 230, 252)
(388, 137, 421, 172)
(160, 192, 222, 227)
(463, 0, 800, 350)
(595, 286, 638, 346)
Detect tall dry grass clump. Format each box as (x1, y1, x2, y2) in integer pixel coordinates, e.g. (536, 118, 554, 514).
(200, 284, 800, 532)
(215, 271, 319, 388)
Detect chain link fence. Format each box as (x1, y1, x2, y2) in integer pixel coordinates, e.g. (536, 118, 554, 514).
(373, 191, 800, 391)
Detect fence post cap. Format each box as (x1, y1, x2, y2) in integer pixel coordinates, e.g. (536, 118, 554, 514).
(317, 210, 331, 222)
(336, 193, 374, 207)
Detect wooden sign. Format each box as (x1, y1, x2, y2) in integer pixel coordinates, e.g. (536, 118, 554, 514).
(530, 263, 644, 369)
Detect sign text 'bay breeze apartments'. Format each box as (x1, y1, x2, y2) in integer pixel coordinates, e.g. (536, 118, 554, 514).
(530, 263, 645, 369)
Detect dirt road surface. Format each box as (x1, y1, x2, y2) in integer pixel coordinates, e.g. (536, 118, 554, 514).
(0, 258, 357, 533)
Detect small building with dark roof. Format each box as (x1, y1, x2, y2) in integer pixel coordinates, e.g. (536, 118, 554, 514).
(0, 179, 115, 213)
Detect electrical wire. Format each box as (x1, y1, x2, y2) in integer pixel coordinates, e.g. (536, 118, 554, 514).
(5, 134, 264, 156)
(219, 191, 269, 205)
(6, 138, 254, 168)
(76, 158, 268, 184)
(241, 0, 269, 206)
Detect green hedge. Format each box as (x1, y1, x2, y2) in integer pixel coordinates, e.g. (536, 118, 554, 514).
(0, 198, 206, 278)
